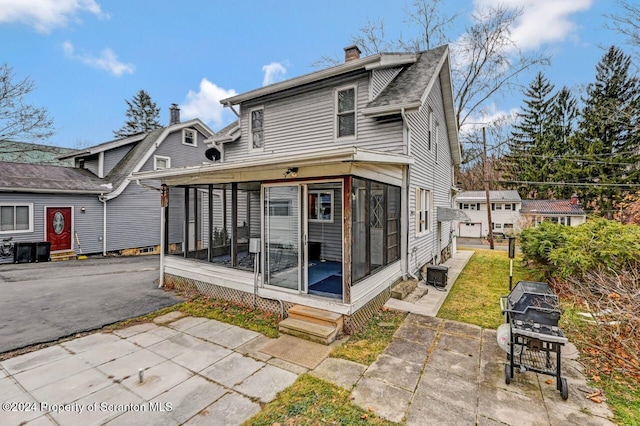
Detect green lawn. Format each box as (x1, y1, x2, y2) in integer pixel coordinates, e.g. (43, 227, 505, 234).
(437, 249, 542, 329)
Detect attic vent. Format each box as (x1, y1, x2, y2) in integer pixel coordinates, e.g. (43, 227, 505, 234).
(344, 45, 361, 62)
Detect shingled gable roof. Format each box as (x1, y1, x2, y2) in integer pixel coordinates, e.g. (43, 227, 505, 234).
(1, 119, 214, 197)
(521, 200, 586, 216)
(0, 161, 109, 193)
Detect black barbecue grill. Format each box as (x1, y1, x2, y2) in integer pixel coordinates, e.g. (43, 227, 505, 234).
(500, 281, 569, 400)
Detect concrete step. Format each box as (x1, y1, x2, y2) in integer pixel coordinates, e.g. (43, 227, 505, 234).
(279, 317, 339, 345)
(287, 305, 344, 330)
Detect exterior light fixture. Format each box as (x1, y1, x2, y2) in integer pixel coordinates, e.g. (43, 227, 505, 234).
(284, 167, 298, 178)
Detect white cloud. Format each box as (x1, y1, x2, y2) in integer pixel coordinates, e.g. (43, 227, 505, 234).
(62, 41, 134, 76)
(0, 0, 106, 33)
(460, 103, 519, 137)
(473, 0, 592, 50)
(262, 62, 287, 86)
(180, 78, 237, 129)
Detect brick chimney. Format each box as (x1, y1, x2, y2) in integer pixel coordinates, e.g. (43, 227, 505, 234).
(570, 194, 579, 205)
(169, 103, 180, 125)
(344, 45, 361, 62)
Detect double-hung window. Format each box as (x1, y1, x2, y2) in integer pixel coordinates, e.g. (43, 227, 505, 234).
(0, 204, 32, 233)
(416, 189, 431, 235)
(154, 155, 171, 170)
(182, 128, 197, 146)
(250, 107, 264, 150)
(336, 86, 356, 138)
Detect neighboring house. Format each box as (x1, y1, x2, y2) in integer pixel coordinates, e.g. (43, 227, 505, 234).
(454, 190, 522, 237)
(0, 140, 78, 166)
(132, 45, 463, 333)
(520, 195, 587, 227)
(0, 109, 214, 257)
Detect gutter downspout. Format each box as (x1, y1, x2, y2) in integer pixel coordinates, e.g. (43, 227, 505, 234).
(401, 108, 419, 281)
(99, 194, 107, 256)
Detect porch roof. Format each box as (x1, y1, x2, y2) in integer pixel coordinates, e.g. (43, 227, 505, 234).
(130, 146, 413, 185)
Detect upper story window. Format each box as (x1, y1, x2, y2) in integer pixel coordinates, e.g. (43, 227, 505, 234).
(154, 155, 171, 170)
(336, 86, 356, 138)
(428, 107, 433, 150)
(0, 204, 32, 233)
(182, 129, 197, 146)
(460, 203, 481, 211)
(250, 107, 264, 150)
(434, 121, 439, 162)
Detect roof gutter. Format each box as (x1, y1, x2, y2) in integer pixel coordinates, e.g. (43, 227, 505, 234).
(0, 187, 109, 195)
(362, 102, 422, 118)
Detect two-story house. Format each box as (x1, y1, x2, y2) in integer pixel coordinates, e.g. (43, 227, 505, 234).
(133, 45, 462, 335)
(455, 190, 522, 237)
(0, 107, 214, 260)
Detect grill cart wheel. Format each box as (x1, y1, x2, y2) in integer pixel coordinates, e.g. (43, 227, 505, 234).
(560, 377, 568, 400)
(505, 364, 513, 385)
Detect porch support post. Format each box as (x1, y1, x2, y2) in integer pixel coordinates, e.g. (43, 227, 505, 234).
(342, 177, 352, 304)
(208, 185, 213, 262)
(231, 182, 238, 267)
(184, 186, 190, 258)
(194, 187, 199, 254)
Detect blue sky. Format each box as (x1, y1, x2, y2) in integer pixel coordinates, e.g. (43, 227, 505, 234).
(0, 0, 632, 148)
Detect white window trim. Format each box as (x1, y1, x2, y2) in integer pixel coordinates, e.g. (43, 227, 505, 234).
(0, 203, 34, 234)
(428, 107, 433, 150)
(416, 188, 432, 236)
(308, 190, 334, 223)
(182, 128, 197, 147)
(434, 120, 439, 163)
(154, 155, 171, 170)
(249, 106, 265, 152)
(335, 84, 357, 140)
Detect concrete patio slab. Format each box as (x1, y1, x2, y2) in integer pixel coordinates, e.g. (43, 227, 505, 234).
(60, 332, 122, 355)
(166, 316, 209, 332)
(415, 366, 479, 412)
(364, 354, 423, 391)
(267, 357, 309, 375)
(2, 392, 42, 424)
(0, 376, 25, 402)
(13, 355, 93, 391)
(97, 348, 166, 381)
(149, 375, 227, 424)
(477, 383, 549, 426)
(184, 392, 261, 426)
(428, 346, 480, 381)
(351, 376, 413, 424)
(146, 333, 203, 359)
(383, 337, 429, 365)
(436, 332, 481, 357)
(183, 318, 233, 340)
(259, 334, 332, 369)
(443, 320, 483, 339)
(112, 322, 159, 338)
(121, 360, 192, 400)
(234, 363, 298, 403)
(106, 408, 180, 426)
(31, 367, 110, 406)
(21, 415, 56, 425)
(152, 311, 186, 324)
(406, 393, 477, 426)
(77, 339, 141, 367)
(393, 321, 438, 344)
(310, 358, 367, 390)
(1, 345, 71, 375)
(207, 326, 260, 349)
(125, 330, 171, 348)
(200, 352, 264, 388)
(171, 341, 232, 373)
(235, 334, 274, 362)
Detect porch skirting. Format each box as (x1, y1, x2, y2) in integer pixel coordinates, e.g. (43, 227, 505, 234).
(163, 272, 391, 335)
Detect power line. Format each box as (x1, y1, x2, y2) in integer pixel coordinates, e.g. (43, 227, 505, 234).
(491, 179, 640, 188)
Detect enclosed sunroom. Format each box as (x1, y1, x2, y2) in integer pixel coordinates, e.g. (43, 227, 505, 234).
(132, 146, 412, 332)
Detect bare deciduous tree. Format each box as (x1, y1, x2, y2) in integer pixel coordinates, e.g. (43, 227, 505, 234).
(606, 0, 640, 52)
(0, 64, 54, 143)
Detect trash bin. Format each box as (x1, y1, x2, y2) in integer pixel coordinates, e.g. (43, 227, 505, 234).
(427, 265, 449, 288)
(35, 241, 51, 262)
(13, 242, 36, 263)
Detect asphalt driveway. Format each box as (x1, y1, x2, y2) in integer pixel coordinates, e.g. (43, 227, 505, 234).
(0, 255, 181, 354)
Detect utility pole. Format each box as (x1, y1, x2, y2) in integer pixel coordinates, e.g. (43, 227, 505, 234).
(483, 127, 494, 250)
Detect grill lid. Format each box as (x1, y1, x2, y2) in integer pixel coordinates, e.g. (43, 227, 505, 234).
(506, 281, 561, 326)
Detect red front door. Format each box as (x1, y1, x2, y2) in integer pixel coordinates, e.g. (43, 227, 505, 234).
(46, 207, 72, 252)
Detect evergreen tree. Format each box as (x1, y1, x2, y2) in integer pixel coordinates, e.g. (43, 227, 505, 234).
(502, 72, 555, 198)
(547, 86, 580, 199)
(575, 46, 640, 215)
(113, 90, 162, 138)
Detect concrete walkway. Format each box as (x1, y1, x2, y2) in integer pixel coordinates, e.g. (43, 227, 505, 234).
(0, 312, 329, 426)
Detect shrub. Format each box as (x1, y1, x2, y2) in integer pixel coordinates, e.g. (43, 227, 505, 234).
(519, 221, 568, 268)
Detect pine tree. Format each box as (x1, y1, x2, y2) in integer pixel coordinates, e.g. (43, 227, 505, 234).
(113, 90, 162, 138)
(575, 46, 640, 215)
(502, 72, 555, 198)
(547, 86, 580, 199)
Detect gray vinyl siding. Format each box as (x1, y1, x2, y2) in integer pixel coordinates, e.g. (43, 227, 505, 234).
(141, 128, 211, 172)
(0, 192, 104, 254)
(406, 77, 454, 272)
(82, 156, 100, 177)
(103, 143, 135, 176)
(105, 183, 160, 251)
(223, 72, 405, 163)
(370, 67, 402, 100)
